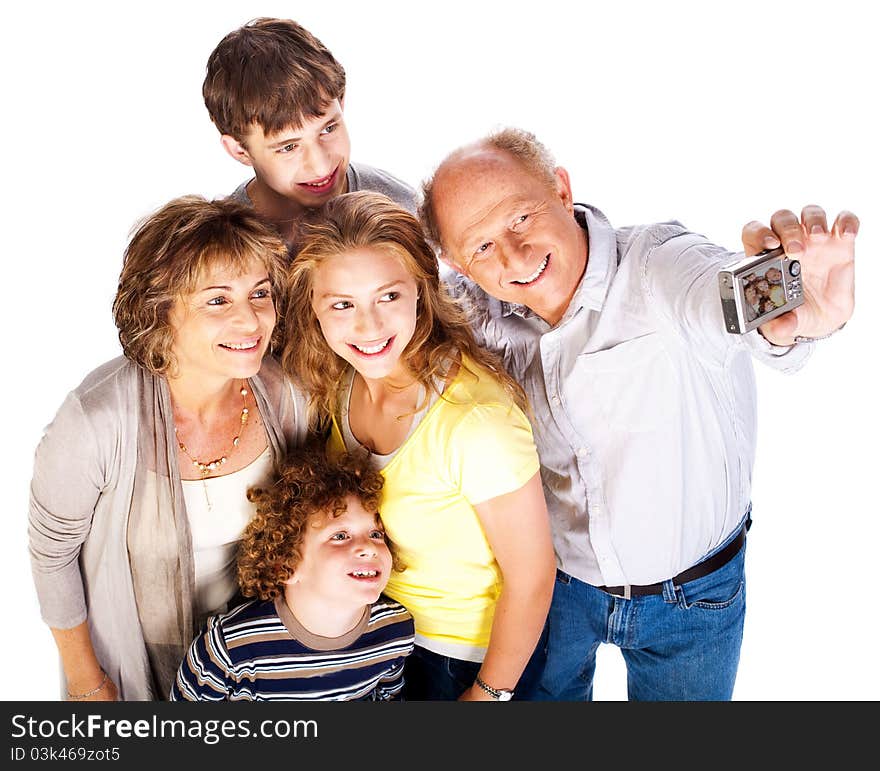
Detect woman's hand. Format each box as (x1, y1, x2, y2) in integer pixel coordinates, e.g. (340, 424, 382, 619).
(52, 622, 119, 702)
(471, 472, 556, 698)
(68, 672, 119, 702)
(458, 683, 495, 701)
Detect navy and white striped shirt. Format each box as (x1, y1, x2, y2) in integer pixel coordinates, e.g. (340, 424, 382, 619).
(171, 595, 414, 701)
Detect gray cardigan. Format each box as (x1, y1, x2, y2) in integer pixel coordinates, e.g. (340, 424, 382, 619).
(28, 355, 307, 700)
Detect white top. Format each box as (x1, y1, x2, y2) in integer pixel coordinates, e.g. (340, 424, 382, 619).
(449, 204, 813, 587)
(339, 370, 437, 470)
(182, 446, 274, 616)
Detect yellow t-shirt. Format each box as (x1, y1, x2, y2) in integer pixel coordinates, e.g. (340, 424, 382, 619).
(329, 356, 540, 661)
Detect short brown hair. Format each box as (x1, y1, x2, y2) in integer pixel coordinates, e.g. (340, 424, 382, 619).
(420, 127, 557, 252)
(238, 448, 400, 601)
(112, 195, 288, 376)
(203, 17, 346, 142)
(281, 191, 528, 429)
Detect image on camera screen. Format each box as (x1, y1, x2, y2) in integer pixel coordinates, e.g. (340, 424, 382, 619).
(739, 258, 786, 323)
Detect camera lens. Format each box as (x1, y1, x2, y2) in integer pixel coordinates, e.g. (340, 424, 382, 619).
(789, 260, 801, 277)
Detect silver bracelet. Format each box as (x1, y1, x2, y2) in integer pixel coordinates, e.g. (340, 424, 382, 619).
(474, 674, 514, 701)
(67, 671, 108, 700)
(794, 321, 847, 343)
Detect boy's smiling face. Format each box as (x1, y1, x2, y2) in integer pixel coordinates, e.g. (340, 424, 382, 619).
(223, 99, 351, 212)
(285, 495, 393, 614)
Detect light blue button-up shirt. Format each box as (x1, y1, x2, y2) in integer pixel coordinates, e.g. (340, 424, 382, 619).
(448, 205, 812, 587)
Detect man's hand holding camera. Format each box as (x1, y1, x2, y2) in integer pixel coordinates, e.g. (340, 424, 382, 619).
(741, 205, 858, 346)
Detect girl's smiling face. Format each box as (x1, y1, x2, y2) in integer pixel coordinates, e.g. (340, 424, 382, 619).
(310, 246, 419, 382)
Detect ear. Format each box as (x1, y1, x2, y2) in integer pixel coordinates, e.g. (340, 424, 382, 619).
(281, 567, 298, 587)
(220, 134, 254, 168)
(339, 92, 346, 110)
(553, 166, 575, 214)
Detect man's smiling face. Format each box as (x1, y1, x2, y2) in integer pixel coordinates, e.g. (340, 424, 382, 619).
(431, 145, 588, 326)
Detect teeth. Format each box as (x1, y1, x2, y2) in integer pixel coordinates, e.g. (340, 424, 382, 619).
(222, 340, 258, 350)
(306, 175, 333, 187)
(512, 255, 549, 284)
(352, 339, 390, 355)
(351, 570, 378, 577)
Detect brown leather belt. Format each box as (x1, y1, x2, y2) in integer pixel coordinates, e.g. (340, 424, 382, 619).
(598, 518, 750, 600)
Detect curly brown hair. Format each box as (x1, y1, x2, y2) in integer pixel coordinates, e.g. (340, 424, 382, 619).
(281, 191, 528, 429)
(112, 195, 289, 376)
(238, 447, 401, 601)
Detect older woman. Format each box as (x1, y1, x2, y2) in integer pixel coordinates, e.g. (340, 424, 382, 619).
(28, 196, 307, 700)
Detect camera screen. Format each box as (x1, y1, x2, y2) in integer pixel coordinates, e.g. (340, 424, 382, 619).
(738, 258, 787, 323)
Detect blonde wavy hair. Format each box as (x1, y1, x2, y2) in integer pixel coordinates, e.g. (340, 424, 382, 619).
(281, 191, 527, 428)
(112, 195, 289, 376)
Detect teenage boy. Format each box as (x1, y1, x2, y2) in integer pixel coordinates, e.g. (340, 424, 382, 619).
(203, 18, 417, 248)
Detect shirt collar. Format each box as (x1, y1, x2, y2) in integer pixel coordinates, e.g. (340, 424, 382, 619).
(501, 203, 618, 323)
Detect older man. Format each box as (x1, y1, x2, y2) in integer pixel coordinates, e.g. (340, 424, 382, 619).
(420, 128, 856, 701)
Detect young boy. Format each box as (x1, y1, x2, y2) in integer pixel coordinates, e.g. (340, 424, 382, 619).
(171, 449, 414, 701)
(203, 17, 417, 248)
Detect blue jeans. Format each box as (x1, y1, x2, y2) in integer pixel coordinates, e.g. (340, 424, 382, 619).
(529, 530, 747, 701)
(403, 627, 548, 701)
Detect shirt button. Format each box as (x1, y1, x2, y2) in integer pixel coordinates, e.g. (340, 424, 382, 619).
(551, 395, 560, 406)
(577, 447, 588, 457)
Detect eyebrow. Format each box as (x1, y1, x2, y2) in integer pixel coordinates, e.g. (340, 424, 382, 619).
(197, 277, 271, 293)
(267, 110, 344, 149)
(318, 280, 406, 300)
(458, 197, 536, 250)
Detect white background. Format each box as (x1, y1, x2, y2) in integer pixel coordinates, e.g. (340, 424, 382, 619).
(2, 0, 877, 701)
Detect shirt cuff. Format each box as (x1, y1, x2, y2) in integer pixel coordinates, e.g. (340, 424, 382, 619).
(31, 560, 88, 630)
(744, 328, 814, 373)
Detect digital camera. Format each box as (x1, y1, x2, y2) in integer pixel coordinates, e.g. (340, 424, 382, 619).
(718, 247, 804, 334)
